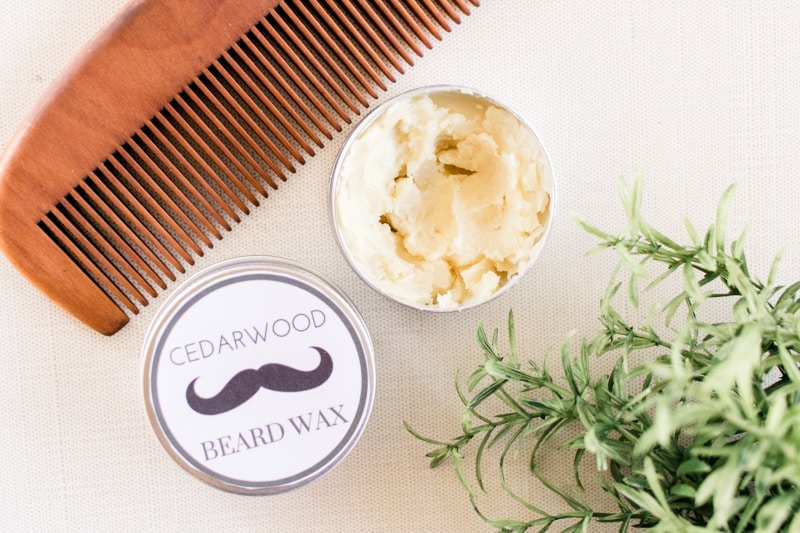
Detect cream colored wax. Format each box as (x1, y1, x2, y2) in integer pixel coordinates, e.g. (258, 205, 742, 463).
(334, 91, 552, 308)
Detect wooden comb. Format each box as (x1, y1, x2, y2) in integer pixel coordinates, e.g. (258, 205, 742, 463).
(0, 0, 479, 335)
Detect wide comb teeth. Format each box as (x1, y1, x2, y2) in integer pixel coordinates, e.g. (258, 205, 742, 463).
(32, 0, 479, 327)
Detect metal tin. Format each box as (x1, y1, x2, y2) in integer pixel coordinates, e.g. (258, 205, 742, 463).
(329, 85, 556, 312)
(142, 257, 375, 495)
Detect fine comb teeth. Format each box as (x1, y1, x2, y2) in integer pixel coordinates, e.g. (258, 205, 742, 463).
(0, 0, 479, 335)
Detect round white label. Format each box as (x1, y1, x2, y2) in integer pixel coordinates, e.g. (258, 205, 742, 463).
(145, 267, 372, 493)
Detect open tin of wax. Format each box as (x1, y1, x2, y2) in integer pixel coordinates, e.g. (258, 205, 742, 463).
(330, 85, 555, 312)
(142, 257, 375, 495)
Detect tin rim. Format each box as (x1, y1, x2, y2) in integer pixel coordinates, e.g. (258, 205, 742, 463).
(141, 256, 375, 495)
(329, 85, 556, 312)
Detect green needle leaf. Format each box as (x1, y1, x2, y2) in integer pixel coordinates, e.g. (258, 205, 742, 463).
(408, 178, 800, 533)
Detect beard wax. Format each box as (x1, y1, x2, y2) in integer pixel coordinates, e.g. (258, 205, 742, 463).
(142, 257, 375, 494)
(330, 86, 554, 311)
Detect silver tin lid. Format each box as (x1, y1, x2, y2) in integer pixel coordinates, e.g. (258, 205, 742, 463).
(142, 257, 375, 495)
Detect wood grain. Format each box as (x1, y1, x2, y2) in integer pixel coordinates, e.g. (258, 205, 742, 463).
(0, 0, 479, 335)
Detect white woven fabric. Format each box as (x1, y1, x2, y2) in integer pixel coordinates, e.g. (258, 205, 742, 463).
(2, 1, 800, 531)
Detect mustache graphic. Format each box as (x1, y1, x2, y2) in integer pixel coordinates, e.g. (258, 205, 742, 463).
(186, 346, 333, 415)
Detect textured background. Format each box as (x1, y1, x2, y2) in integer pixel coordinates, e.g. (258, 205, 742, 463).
(2, 1, 800, 531)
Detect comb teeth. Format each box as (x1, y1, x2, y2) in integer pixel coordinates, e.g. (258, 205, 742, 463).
(36, 0, 479, 320)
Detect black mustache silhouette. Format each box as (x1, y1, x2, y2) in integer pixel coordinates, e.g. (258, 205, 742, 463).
(186, 346, 333, 415)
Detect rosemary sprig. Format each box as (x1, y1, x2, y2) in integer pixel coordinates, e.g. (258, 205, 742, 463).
(408, 179, 800, 532)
